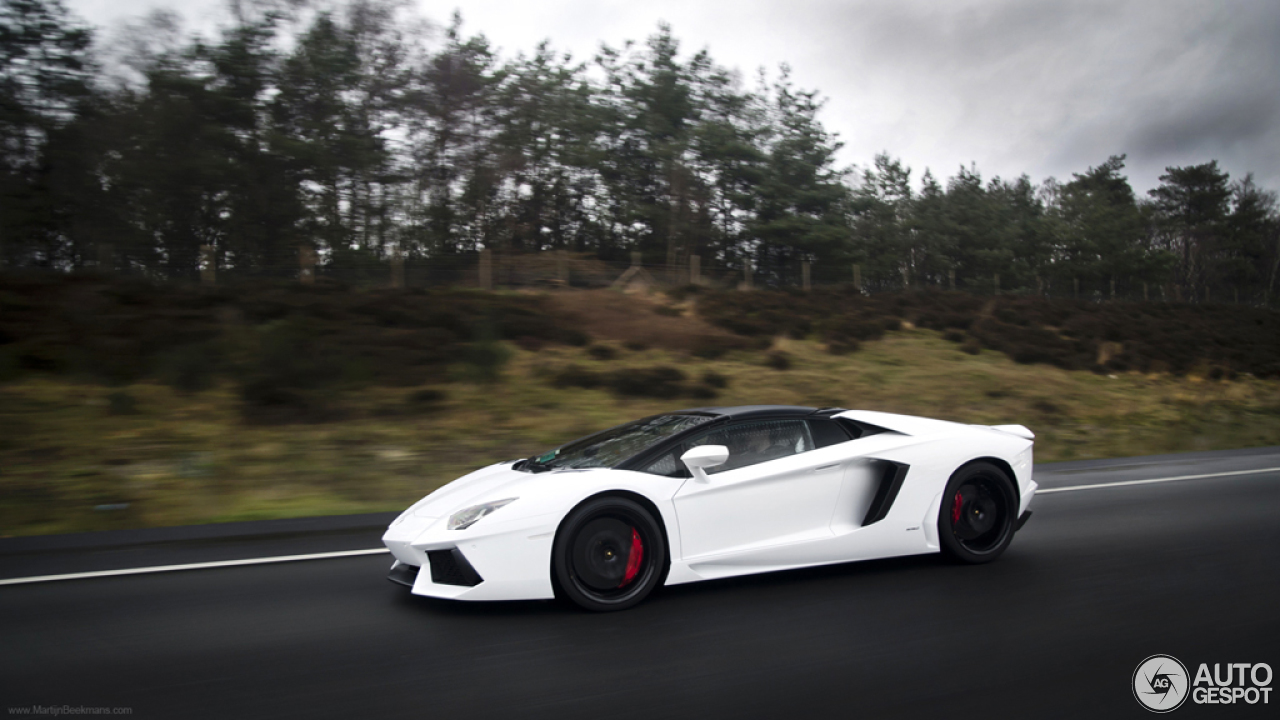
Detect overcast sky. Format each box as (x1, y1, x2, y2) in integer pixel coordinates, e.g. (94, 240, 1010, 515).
(66, 0, 1280, 196)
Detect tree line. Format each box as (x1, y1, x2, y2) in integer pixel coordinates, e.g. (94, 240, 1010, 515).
(2, 0, 1278, 303)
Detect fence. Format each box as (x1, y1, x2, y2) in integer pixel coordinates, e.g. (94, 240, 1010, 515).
(6, 243, 1275, 307)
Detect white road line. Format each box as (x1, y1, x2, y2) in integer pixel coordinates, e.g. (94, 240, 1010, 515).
(1036, 466, 1280, 494)
(0, 547, 390, 587)
(3, 465, 1278, 588)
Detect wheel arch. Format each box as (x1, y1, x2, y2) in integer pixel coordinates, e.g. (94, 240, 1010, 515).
(549, 489, 673, 598)
(955, 456, 1020, 506)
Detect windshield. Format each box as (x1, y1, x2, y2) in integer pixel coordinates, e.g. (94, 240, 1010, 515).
(531, 414, 712, 471)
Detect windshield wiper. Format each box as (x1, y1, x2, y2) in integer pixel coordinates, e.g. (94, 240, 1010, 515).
(520, 457, 554, 473)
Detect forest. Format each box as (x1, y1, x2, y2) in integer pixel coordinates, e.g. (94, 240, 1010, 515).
(2, 0, 1279, 303)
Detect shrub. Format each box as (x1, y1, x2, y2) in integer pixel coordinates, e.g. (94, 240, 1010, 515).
(664, 284, 702, 301)
(460, 323, 512, 384)
(107, 391, 138, 415)
(766, 352, 792, 370)
(552, 364, 602, 389)
(408, 388, 446, 405)
(826, 339, 860, 355)
(691, 341, 728, 360)
(0, 347, 20, 383)
(587, 344, 618, 361)
(559, 328, 591, 347)
(156, 342, 220, 393)
(607, 366, 687, 399)
(514, 336, 544, 352)
(701, 370, 729, 389)
(1031, 398, 1063, 415)
(238, 318, 346, 422)
(245, 318, 343, 390)
(688, 384, 719, 400)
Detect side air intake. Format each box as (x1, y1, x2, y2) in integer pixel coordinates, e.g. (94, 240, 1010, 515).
(862, 461, 909, 526)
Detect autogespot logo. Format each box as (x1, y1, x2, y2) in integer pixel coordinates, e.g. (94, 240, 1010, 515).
(1134, 654, 1190, 713)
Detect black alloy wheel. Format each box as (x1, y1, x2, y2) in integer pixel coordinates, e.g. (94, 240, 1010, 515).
(938, 462, 1018, 564)
(553, 497, 666, 611)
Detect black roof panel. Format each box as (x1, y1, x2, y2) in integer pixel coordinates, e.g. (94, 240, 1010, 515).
(672, 405, 839, 420)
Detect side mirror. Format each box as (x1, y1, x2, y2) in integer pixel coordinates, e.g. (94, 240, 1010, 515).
(681, 445, 729, 483)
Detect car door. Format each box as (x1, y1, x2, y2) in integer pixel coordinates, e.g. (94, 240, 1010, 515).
(669, 418, 845, 560)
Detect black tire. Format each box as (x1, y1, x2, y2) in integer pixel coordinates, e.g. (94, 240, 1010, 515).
(938, 462, 1018, 564)
(553, 497, 666, 612)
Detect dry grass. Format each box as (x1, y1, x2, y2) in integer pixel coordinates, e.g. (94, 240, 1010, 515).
(544, 289, 749, 352)
(3, 322, 1279, 537)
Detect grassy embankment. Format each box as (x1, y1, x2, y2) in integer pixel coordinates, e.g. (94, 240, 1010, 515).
(2, 280, 1279, 537)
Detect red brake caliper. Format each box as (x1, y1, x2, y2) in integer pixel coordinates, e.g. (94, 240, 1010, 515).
(951, 492, 963, 525)
(619, 528, 644, 588)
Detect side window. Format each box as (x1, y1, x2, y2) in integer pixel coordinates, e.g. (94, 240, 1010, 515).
(688, 419, 814, 474)
(641, 451, 683, 478)
(808, 418, 853, 448)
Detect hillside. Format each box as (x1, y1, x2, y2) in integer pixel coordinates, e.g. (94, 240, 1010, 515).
(2, 275, 1279, 536)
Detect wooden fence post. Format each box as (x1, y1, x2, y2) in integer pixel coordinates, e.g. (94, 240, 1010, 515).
(901, 265, 909, 289)
(390, 246, 404, 289)
(743, 260, 753, 289)
(556, 249, 568, 286)
(299, 245, 316, 284)
(200, 244, 216, 286)
(1073, 277, 1080, 299)
(478, 248, 492, 290)
(1110, 277, 1116, 299)
(1143, 282, 1149, 301)
(948, 268, 955, 291)
(690, 254, 701, 285)
(98, 244, 113, 273)
(993, 273, 1000, 295)
(802, 260, 811, 291)
(853, 264, 862, 291)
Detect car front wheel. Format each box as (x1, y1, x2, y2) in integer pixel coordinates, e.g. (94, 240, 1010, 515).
(553, 497, 666, 612)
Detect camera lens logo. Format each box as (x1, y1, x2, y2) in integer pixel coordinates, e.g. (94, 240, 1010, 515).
(1134, 655, 1190, 712)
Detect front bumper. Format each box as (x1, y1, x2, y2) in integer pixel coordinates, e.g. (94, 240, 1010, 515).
(382, 512, 559, 601)
(387, 561, 420, 587)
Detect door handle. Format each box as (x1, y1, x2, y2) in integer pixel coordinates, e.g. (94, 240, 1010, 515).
(813, 463, 841, 471)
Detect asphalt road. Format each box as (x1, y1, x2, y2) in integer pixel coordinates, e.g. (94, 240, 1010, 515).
(2, 447, 1278, 719)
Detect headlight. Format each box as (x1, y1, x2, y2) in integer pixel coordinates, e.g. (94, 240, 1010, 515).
(448, 498, 516, 530)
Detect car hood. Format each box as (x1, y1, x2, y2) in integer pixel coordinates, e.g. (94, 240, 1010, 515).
(399, 462, 526, 518)
(397, 461, 608, 522)
(385, 461, 609, 547)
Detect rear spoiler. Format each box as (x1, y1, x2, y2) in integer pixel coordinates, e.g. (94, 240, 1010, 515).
(988, 424, 1035, 440)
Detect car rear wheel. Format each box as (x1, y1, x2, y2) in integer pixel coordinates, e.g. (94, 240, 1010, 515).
(553, 497, 665, 612)
(938, 462, 1017, 564)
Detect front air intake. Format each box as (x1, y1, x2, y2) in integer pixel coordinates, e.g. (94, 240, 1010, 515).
(426, 548, 483, 587)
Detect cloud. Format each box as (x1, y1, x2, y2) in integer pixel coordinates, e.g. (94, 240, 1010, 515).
(64, 0, 1280, 193)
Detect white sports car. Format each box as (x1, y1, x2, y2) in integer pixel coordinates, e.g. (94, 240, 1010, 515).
(383, 406, 1036, 611)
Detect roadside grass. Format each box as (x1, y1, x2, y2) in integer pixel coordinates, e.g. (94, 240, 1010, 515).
(3, 326, 1279, 537)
